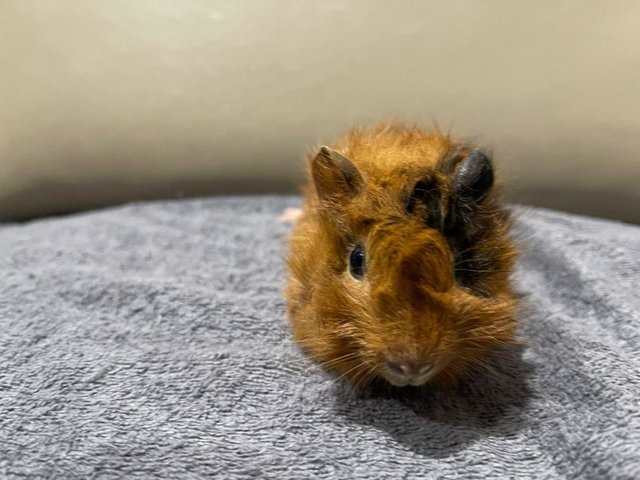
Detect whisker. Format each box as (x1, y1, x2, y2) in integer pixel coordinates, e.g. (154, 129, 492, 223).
(454, 354, 500, 379)
(328, 361, 369, 388)
(287, 351, 360, 371)
(351, 361, 378, 391)
(314, 353, 360, 370)
(357, 364, 381, 391)
(452, 267, 512, 274)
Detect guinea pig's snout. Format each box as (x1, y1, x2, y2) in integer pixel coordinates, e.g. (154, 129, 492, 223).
(383, 358, 435, 387)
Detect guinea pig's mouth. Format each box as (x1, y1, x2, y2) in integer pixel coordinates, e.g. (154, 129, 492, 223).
(380, 360, 442, 387)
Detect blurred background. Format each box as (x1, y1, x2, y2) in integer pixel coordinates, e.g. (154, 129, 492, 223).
(1, 1, 639, 223)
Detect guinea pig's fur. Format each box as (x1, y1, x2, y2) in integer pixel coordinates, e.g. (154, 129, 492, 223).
(286, 123, 518, 390)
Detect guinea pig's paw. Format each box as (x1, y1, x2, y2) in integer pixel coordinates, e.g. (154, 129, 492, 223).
(278, 207, 302, 224)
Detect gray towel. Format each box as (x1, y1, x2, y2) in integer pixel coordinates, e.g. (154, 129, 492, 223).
(1, 196, 638, 479)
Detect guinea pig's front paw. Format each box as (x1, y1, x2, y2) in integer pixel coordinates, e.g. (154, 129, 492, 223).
(278, 207, 302, 224)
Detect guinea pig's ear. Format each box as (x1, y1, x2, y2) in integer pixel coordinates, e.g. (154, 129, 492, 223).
(311, 146, 363, 203)
(452, 149, 494, 202)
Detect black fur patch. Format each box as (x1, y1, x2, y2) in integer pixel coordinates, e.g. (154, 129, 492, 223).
(405, 178, 442, 229)
(447, 227, 497, 297)
(439, 150, 499, 295)
(402, 150, 502, 296)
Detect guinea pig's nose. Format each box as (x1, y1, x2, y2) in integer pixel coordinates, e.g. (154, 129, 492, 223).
(385, 359, 433, 380)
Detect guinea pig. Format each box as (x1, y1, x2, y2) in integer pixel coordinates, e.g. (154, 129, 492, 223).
(285, 123, 518, 390)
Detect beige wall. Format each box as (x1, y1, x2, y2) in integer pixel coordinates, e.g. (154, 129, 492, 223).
(1, 1, 639, 222)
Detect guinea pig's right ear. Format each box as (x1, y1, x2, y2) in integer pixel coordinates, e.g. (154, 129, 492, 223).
(311, 146, 363, 203)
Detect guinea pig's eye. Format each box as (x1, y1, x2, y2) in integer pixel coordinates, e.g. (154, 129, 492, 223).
(349, 244, 366, 279)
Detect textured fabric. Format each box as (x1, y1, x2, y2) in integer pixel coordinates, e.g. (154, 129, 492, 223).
(0, 196, 638, 479)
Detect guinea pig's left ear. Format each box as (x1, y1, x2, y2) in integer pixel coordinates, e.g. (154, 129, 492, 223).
(452, 149, 494, 202)
(311, 146, 363, 203)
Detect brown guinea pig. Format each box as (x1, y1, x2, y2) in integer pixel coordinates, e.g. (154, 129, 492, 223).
(285, 123, 518, 390)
